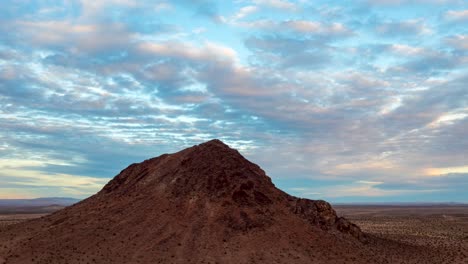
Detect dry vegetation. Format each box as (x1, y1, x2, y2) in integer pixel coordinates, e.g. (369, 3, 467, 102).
(335, 205, 468, 263)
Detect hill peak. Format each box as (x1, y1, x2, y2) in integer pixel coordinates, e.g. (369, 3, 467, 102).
(199, 138, 227, 147)
(191, 139, 242, 158)
(100, 139, 266, 197)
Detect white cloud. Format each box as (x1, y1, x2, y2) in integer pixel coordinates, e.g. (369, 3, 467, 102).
(390, 44, 426, 56)
(427, 110, 468, 128)
(237, 19, 353, 36)
(137, 41, 238, 63)
(79, 0, 140, 18)
(368, 0, 462, 5)
(252, 0, 297, 11)
(15, 20, 132, 54)
(444, 9, 468, 21)
(283, 20, 351, 35)
(446, 34, 468, 50)
(233, 5, 258, 20)
(425, 166, 468, 176)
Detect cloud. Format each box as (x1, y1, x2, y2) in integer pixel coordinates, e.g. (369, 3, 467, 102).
(235, 19, 352, 71)
(229, 5, 258, 21)
(366, 0, 406, 4)
(0, 158, 110, 198)
(13, 20, 133, 55)
(282, 20, 353, 35)
(375, 19, 431, 36)
(237, 19, 354, 37)
(376, 44, 465, 76)
(444, 9, 468, 21)
(137, 41, 238, 63)
(245, 36, 332, 68)
(399, 51, 463, 74)
(334, 71, 390, 91)
(252, 0, 297, 11)
(388, 44, 427, 56)
(445, 34, 468, 51)
(425, 166, 468, 176)
(367, 0, 464, 5)
(0, 0, 467, 202)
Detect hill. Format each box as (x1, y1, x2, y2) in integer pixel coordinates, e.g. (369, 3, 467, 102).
(0, 140, 450, 263)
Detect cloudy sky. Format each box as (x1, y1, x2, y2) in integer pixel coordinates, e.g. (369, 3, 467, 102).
(0, 0, 467, 202)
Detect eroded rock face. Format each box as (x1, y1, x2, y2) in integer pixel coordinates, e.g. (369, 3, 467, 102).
(335, 217, 367, 242)
(290, 198, 336, 228)
(289, 198, 366, 242)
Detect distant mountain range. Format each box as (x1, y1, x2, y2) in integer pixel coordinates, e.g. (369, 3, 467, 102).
(0, 197, 80, 207)
(0, 197, 80, 214)
(333, 202, 468, 206)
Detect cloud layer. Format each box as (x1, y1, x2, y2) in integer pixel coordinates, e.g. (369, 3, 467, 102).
(0, 0, 467, 202)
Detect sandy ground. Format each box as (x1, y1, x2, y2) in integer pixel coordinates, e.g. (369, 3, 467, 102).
(335, 205, 468, 263)
(0, 214, 47, 229)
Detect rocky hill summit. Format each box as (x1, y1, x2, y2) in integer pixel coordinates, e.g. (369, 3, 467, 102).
(1, 139, 372, 264)
(100, 139, 365, 240)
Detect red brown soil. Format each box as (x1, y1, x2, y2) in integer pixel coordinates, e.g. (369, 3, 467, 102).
(0, 140, 457, 263)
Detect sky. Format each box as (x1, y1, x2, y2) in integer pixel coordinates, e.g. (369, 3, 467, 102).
(0, 0, 467, 203)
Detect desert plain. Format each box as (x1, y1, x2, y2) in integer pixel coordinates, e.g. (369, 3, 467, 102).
(335, 204, 468, 263)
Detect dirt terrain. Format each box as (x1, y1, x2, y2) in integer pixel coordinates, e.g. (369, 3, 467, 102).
(335, 205, 468, 263)
(0, 140, 466, 263)
(0, 214, 48, 229)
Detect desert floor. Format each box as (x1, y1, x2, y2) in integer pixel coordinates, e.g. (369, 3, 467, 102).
(335, 204, 468, 263)
(0, 214, 48, 229)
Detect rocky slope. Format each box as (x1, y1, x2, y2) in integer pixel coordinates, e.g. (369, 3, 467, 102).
(0, 140, 448, 263)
